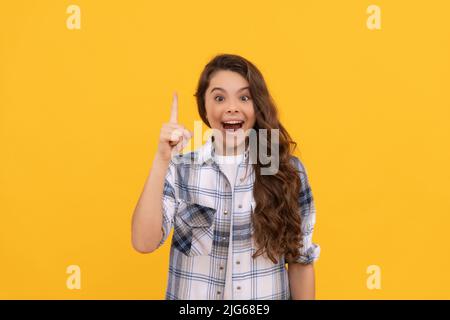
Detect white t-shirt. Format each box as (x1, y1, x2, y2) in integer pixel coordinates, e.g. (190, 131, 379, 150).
(214, 152, 245, 300)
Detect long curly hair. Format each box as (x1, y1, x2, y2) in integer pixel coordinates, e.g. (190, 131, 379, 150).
(194, 53, 304, 264)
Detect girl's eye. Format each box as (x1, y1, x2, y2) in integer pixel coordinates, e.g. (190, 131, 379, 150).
(214, 96, 224, 102)
(241, 95, 251, 102)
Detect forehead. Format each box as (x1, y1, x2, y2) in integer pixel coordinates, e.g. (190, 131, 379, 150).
(208, 70, 249, 93)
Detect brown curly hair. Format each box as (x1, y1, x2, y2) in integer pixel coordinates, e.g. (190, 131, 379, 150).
(194, 53, 304, 264)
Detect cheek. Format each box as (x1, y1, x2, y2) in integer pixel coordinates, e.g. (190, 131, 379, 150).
(205, 109, 222, 128)
(204, 102, 217, 122)
(245, 105, 256, 127)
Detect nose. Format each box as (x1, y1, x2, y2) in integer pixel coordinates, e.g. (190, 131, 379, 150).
(226, 103, 240, 114)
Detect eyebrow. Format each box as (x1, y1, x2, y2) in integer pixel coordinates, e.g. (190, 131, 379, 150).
(210, 86, 250, 94)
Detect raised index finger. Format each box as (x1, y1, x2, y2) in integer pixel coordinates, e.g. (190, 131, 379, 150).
(169, 92, 178, 124)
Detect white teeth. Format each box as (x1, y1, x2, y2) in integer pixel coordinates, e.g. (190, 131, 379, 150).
(223, 121, 243, 124)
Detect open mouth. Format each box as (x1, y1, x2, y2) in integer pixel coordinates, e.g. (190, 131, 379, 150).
(221, 120, 245, 132)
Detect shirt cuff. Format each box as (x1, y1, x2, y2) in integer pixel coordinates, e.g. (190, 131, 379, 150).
(296, 243, 321, 264)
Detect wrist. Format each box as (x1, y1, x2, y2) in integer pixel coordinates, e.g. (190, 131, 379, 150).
(153, 152, 171, 167)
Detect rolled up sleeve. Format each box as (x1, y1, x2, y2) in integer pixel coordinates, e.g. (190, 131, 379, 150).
(292, 156, 321, 264)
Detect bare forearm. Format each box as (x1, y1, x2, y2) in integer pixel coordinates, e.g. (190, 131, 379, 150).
(288, 262, 316, 300)
(131, 154, 169, 253)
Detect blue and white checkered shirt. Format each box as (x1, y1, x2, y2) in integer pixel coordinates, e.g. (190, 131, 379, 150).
(157, 136, 320, 300)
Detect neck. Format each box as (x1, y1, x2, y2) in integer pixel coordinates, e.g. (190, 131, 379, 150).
(213, 140, 247, 156)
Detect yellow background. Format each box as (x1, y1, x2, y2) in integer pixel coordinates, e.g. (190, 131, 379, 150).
(1, 0, 449, 299)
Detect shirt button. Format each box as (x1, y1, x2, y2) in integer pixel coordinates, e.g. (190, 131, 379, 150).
(217, 291, 221, 295)
(237, 286, 241, 290)
(219, 266, 224, 270)
(236, 261, 240, 265)
(237, 204, 242, 209)
(224, 210, 228, 215)
(222, 237, 227, 241)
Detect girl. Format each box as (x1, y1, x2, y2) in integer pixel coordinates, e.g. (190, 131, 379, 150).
(131, 54, 320, 300)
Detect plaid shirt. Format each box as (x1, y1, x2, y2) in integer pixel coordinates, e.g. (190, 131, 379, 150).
(157, 136, 320, 300)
